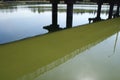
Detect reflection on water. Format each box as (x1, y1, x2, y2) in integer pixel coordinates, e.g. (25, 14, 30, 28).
(0, 17, 120, 80)
(18, 28, 120, 80)
(108, 32, 119, 57)
(0, 4, 113, 44)
(35, 33, 120, 80)
(0, 3, 17, 13)
(18, 35, 104, 80)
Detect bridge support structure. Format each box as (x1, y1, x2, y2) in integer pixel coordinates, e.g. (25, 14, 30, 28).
(66, 3, 73, 28)
(43, 0, 62, 32)
(108, 2, 114, 19)
(43, 0, 120, 32)
(114, 3, 120, 17)
(89, 2, 103, 23)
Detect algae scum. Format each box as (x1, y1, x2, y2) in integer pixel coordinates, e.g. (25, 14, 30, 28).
(0, 3, 120, 80)
(0, 18, 120, 80)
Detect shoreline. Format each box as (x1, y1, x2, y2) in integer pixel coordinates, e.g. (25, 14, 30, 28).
(0, 1, 97, 6)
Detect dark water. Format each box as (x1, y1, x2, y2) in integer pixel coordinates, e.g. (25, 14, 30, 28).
(0, 4, 113, 44)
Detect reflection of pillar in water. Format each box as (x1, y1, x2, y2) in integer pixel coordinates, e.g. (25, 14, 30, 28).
(113, 32, 119, 53)
(66, 3, 73, 28)
(108, 32, 119, 58)
(108, 3, 114, 19)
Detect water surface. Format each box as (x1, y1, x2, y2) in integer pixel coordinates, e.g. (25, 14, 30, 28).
(0, 18, 120, 80)
(35, 32, 120, 80)
(0, 4, 112, 44)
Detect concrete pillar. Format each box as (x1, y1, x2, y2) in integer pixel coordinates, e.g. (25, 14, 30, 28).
(52, 3, 58, 26)
(88, 2, 103, 23)
(108, 3, 114, 19)
(65, 0, 76, 28)
(66, 3, 73, 28)
(96, 2, 102, 19)
(114, 3, 120, 17)
(43, 0, 62, 32)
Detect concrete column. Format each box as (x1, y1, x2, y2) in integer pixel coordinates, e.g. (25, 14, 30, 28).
(52, 3, 58, 26)
(96, 2, 102, 19)
(66, 3, 73, 28)
(88, 2, 103, 23)
(43, 1, 62, 32)
(108, 3, 114, 19)
(114, 3, 120, 17)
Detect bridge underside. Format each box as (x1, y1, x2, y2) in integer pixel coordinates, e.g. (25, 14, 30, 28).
(44, 0, 120, 32)
(50, 0, 120, 4)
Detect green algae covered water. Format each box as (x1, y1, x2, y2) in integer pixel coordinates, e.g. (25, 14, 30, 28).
(0, 18, 120, 80)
